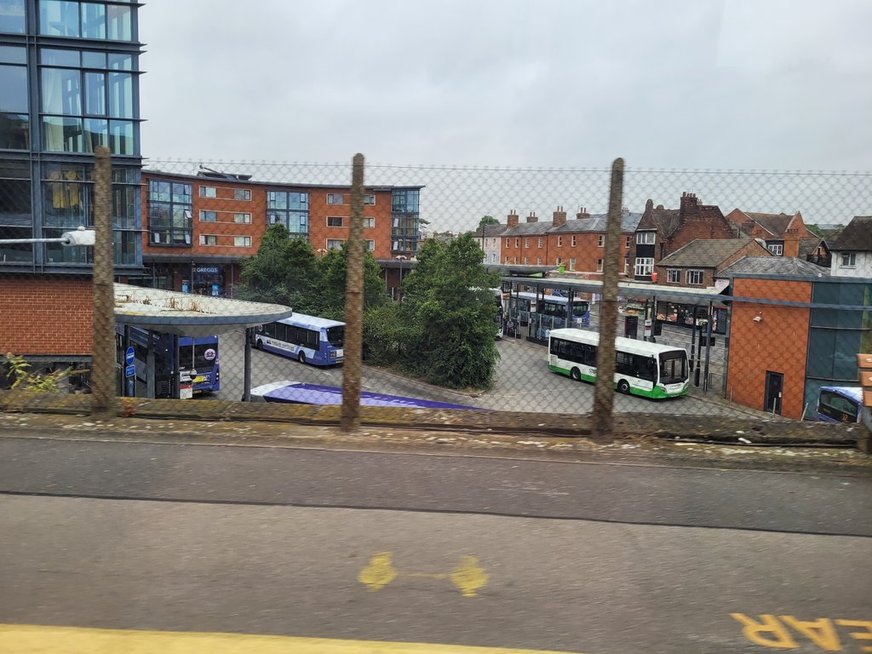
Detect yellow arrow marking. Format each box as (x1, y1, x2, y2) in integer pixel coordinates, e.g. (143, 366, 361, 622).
(357, 552, 488, 597)
(0, 624, 583, 653)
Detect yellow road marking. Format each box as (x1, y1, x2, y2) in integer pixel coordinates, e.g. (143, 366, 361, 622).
(0, 624, 581, 653)
(357, 552, 488, 597)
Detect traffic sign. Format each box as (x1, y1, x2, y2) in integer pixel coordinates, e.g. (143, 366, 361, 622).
(125, 346, 135, 365)
(125, 364, 135, 378)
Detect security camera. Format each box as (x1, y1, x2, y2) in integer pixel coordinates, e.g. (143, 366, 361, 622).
(62, 226, 96, 246)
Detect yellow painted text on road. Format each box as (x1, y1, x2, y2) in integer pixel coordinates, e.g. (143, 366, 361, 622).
(358, 551, 488, 597)
(731, 613, 872, 651)
(0, 624, 579, 654)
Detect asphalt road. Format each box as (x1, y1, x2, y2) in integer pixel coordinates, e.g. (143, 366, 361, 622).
(1, 437, 871, 653)
(212, 328, 760, 419)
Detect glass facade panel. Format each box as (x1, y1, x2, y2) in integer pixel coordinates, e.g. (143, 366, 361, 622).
(41, 48, 79, 66)
(84, 71, 105, 114)
(42, 115, 82, 152)
(109, 119, 133, 154)
(0, 164, 32, 263)
(0, 0, 25, 34)
(108, 72, 132, 117)
(149, 180, 192, 247)
(42, 67, 82, 114)
(40, 0, 80, 37)
(106, 4, 131, 40)
(0, 45, 26, 64)
(108, 52, 133, 70)
(81, 3, 107, 39)
(267, 190, 309, 236)
(0, 64, 27, 112)
(82, 50, 107, 68)
(0, 112, 28, 149)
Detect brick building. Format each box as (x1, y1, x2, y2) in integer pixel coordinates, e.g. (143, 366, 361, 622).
(141, 169, 423, 296)
(724, 208, 816, 258)
(829, 215, 872, 278)
(632, 194, 736, 281)
(654, 238, 771, 289)
(495, 207, 640, 273)
(0, 0, 144, 368)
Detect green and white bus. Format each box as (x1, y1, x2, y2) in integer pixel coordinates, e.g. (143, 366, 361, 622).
(547, 328, 689, 399)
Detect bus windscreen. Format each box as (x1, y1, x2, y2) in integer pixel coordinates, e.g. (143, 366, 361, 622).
(326, 326, 344, 347)
(659, 351, 688, 384)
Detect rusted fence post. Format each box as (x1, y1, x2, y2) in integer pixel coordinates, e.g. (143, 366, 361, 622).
(91, 146, 117, 419)
(591, 157, 625, 439)
(340, 153, 365, 432)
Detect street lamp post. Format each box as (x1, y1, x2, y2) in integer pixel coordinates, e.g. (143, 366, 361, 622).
(395, 255, 407, 301)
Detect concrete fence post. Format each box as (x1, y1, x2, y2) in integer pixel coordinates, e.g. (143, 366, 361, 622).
(591, 157, 625, 440)
(340, 153, 365, 432)
(90, 145, 117, 419)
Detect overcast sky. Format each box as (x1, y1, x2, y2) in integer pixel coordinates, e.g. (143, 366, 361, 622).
(139, 1, 872, 225)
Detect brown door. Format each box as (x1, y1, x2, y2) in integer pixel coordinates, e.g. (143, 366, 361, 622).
(764, 371, 783, 415)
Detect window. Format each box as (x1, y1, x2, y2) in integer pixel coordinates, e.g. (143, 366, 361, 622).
(199, 210, 217, 222)
(366, 240, 376, 252)
(536, 257, 542, 265)
(200, 186, 216, 198)
(571, 235, 577, 247)
(686, 269, 704, 285)
(0, 55, 29, 149)
(0, 0, 25, 33)
(148, 180, 192, 247)
(637, 231, 656, 245)
(234, 188, 251, 201)
(327, 193, 344, 205)
(524, 238, 530, 248)
(667, 269, 680, 283)
(199, 234, 218, 246)
(597, 235, 605, 247)
(39, 58, 136, 154)
(841, 252, 857, 267)
(234, 212, 251, 224)
(491, 253, 496, 262)
(363, 217, 375, 229)
(538, 238, 543, 248)
(767, 242, 783, 256)
(634, 257, 654, 277)
(266, 190, 309, 236)
(234, 236, 251, 247)
(557, 236, 563, 247)
(556, 257, 562, 265)
(39, 0, 133, 41)
(515, 238, 520, 248)
(363, 194, 375, 205)
(569, 257, 576, 271)
(327, 216, 344, 227)
(524, 257, 529, 264)
(597, 258, 603, 272)
(327, 239, 344, 250)
(504, 256, 509, 263)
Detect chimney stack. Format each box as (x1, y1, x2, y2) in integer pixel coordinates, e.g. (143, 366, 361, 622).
(526, 211, 538, 223)
(552, 205, 567, 228)
(576, 206, 590, 220)
(507, 210, 519, 228)
(680, 191, 699, 214)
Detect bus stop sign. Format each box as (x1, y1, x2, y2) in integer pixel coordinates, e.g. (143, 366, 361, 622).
(125, 346, 134, 366)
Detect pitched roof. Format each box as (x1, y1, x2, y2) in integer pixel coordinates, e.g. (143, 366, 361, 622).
(481, 223, 507, 237)
(500, 211, 642, 237)
(830, 216, 872, 252)
(658, 238, 765, 268)
(548, 211, 642, 234)
(718, 256, 830, 278)
(741, 212, 794, 236)
(797, 237, 827, 259)
(637, 203, 680, 236)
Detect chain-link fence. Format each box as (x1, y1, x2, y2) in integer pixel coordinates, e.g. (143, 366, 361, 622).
(2, 155, 871, 428)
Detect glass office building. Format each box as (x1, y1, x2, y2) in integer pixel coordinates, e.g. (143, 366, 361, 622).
(0, 0, 143, 271)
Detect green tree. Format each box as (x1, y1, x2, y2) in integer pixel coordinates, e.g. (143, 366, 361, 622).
(478, 215, 499, 228)
(401, 233, 500, 389)
(307, 243, 386, 320)
(236, 224, 318, 308)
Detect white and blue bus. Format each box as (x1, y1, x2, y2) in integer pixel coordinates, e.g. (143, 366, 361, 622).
(252, 313, 345, 366)
(547, 327, 689, 399)
(816, 386, 864, 423)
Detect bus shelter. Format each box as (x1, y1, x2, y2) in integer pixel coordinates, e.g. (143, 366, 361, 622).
(501, 276, 731, 392)
(114, 284, 292, 401)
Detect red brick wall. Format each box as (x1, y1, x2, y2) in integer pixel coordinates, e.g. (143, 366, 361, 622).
(0, 276, 93, 356)
(308, 188, 394, 260)
(726, 277, 811, 420)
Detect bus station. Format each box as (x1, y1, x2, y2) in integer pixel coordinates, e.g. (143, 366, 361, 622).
(113, 284, 292, 401)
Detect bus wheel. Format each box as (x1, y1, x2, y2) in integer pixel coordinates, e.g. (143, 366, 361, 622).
(571, 367, 581, 381)
(617, 379, 631, 394)
(298, 352, 307, 365)
(255, 339, 263, 350)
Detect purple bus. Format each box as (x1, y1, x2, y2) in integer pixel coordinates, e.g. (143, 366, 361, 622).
(251, 381, 478, 410)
